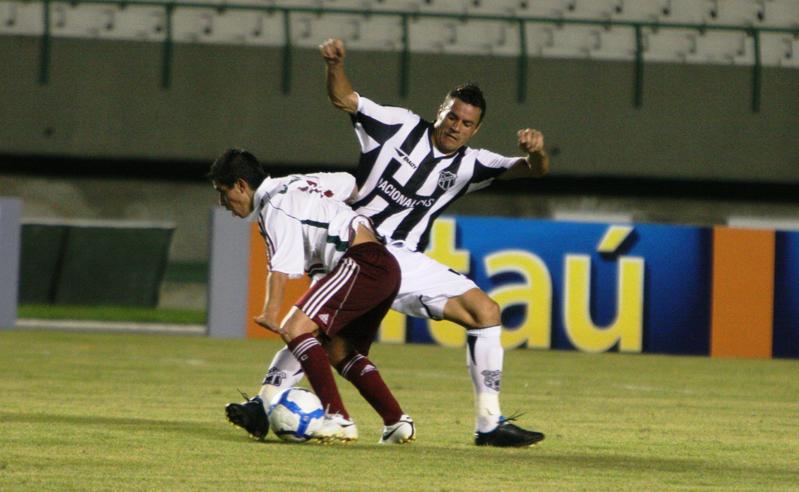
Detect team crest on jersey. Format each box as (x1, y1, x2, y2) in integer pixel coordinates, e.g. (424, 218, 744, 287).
(438, 170, 456, 191)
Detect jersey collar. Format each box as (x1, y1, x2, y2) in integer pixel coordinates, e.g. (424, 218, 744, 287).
(248, 177, 282, 222)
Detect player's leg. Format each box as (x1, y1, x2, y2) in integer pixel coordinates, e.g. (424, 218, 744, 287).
(389, 246, 543, 446)
(224, 345, 304, 440)
(325, 242, 415, 443)
(443, 289, 544, 447)
(326, 334, 413, 441)
(258, 346, 304, 404)
(442, 289, 503, 430)
(256, 273, 330, 404)
(280, 306, 357, 442)
(280, 307, 348, 417)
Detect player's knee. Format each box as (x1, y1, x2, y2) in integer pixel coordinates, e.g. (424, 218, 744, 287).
(282, 311, 319, 342)
(326, 348, 349, 367)
(323, 337, 350, 367)
(473, 296, 501, 327)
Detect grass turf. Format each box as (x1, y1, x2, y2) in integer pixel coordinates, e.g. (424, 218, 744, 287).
(0, 330, 797, 491)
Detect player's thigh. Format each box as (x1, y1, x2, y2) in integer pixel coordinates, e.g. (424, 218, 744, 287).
(389, 246, 477, 321)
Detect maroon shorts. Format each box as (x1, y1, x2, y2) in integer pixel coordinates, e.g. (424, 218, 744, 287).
(295, 242, 400, 355)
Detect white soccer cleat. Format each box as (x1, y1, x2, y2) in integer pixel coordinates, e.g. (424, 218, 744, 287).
(379, 414, 416, 444)
(312, 413, 358, 444)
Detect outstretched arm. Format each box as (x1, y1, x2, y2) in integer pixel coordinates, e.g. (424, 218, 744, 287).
(500, 128, 550, 180)
(254, 270, 289, 333)
(320, 38, 358, 114)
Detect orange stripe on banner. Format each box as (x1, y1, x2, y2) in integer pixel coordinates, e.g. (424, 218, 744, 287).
(246, 223, 310, 339)
(710, 226, 775, 358)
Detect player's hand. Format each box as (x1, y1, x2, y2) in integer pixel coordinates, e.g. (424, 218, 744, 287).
(517, 128, 545, 155)
(320, 38, 346, 65)
(254, 313, 279, 333)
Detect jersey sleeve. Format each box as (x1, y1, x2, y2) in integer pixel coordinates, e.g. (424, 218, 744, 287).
(261, 202, 306, 279)
(351, 94, 419, 152)
(465, 148, 521, 194)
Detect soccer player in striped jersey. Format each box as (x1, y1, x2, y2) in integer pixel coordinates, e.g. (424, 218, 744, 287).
(212, 149, 415, 444)
(248, 39, 549, 448)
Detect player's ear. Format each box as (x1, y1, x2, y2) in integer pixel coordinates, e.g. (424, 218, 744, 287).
(234, 178, 250, 193)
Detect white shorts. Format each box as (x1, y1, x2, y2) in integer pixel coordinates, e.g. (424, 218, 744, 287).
(387, 244, 478, 320)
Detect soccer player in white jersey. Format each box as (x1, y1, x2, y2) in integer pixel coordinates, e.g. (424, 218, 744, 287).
(211, 149, 415, 444)
(229, 40, 549, 447)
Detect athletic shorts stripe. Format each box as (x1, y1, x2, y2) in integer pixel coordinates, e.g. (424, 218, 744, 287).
(302, 259, 354, 316)
(303, 259, 358, 317)
(301, 259, 359, 318)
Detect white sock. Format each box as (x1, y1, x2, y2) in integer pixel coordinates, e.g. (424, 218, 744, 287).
(258, 345, 305, 404)
(466, 326, 504, 433)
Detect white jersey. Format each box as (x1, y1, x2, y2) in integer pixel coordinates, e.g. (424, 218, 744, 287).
(349, 95, 519, 252)
(253, 172, 356, 204)
(251, 174, 365, 279)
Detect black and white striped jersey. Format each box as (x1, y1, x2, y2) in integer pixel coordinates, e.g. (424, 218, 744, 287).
(349, 95, 520, 252)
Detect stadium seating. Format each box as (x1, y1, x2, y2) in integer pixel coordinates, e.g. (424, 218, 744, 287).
(0, 0, 797, 66)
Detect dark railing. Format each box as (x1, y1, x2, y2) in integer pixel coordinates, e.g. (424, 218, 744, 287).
(32, 1, 799, 112)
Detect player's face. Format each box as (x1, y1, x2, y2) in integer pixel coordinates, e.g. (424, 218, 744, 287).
(213, 179, 254, 218)
(432, 97, 482, 154)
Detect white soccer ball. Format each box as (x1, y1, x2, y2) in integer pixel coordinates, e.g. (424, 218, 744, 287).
(267, 387, 325, 442)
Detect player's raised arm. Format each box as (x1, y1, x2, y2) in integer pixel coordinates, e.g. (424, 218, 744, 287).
(500, 128, 550, 179)
(320, 38, 358, 114)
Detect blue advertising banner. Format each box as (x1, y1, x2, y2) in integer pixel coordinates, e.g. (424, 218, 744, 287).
(773, 231, 799, 358)
(397, 216, 712, 355)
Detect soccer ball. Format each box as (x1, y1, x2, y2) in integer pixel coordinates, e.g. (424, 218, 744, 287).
(267, 387, 325, 442)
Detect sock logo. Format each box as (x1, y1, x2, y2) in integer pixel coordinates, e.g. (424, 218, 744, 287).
(360, 364, 376, 376)
(481, 370, 502, 391)
(263, 368, 287, 386)
(318, 313, 330, 325)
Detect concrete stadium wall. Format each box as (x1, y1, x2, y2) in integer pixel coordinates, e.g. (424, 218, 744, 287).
(2, 35, 798, 183)
(5, 172, 799, 263)
(2, 174, 212, 261)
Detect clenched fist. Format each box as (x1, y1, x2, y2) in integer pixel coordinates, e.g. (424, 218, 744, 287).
(517, 128, 545, 155)
(320, 38, 346, 65)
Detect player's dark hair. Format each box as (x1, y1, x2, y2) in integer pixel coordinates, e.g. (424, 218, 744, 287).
(207, 148, 268, 189)
(448, 83, 486, 123)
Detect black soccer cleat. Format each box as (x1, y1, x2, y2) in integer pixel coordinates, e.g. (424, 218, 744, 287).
(225, 393, 269, 441)
(474, 416, 545, 448)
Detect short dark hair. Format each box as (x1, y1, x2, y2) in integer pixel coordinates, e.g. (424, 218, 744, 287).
(447, 83, 486, 123)
(207, 148, 267, 189)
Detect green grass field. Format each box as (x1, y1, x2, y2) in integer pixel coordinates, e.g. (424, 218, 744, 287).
(1, 330, 797, 491)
